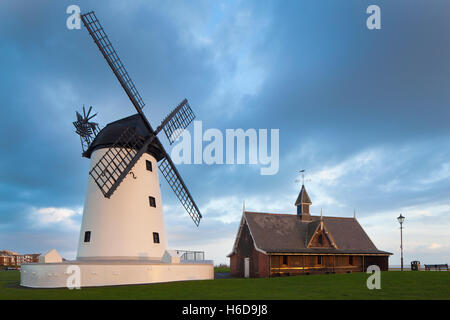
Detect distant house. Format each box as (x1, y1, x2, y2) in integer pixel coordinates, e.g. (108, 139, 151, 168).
(0, 255, 12, 267)
(0, 250, 40, 267)
(39, 249, 62, 263)
(228, 185, 392, 277)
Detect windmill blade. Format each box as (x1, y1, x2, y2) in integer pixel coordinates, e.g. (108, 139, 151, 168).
(160, 99, 196, 145)
(89, 128, 156, 198)
(87, 112, 98, 121)
(85, 106, 92, 118)
(84, 106, 98, 121)
(80, 12, 145, 113)
(158, 155, 202, 226)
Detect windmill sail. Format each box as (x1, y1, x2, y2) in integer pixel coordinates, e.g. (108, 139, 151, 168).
(158, 156, 202, 226)
(80, 12, 145, 112)
(161, 99, 196, 144)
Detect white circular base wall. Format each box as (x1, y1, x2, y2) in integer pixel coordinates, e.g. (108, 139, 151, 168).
(21, 260, 214, 288)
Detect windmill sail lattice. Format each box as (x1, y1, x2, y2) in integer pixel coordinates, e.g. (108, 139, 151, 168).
(161, 99, 196, 144)
(81, 12, 145, 111)
(159, 157, 202, 226)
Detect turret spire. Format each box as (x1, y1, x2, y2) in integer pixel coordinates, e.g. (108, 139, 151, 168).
(295, 184, 312, 221)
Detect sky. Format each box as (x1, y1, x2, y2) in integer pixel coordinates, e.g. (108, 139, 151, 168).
(1, 0, 450, 266)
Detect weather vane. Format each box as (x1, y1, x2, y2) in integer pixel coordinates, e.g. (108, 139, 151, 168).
(295, 169, 308, 185)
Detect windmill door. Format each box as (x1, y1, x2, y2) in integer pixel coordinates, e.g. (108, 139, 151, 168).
(244, 257, 250, 278)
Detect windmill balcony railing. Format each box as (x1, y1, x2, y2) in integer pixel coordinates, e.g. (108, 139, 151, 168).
(176, 250, 205, 261)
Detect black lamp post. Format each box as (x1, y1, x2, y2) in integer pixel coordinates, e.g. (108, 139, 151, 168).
(397, 214, 405, 271)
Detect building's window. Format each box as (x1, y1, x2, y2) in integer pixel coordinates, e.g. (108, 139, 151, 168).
(282, 255, 288, 266)
(153, 232, 160, 244)
(149, 196, 156, 208)
(146, 160, 153, 172)
(349, 256, 353, 265)
(84, 231, 91, 243)
(317, 255, 322, 265)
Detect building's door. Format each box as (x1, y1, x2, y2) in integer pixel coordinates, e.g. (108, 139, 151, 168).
(244, 257, 250, 278)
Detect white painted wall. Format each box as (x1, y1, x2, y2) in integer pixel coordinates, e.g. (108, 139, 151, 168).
(77, 149, 168, 260)
(161, 250, 181, 264)
(21, 262, 214, 288)
(39, 249, 62, 263)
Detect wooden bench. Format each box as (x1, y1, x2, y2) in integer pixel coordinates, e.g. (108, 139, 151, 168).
(424, 264, 448, 271)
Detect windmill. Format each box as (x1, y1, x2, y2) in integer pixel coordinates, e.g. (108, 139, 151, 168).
(74, 11, 201, 260)
(20, 11, 213, 288)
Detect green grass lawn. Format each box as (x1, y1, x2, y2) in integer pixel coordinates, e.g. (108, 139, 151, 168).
(1, 270, 449, 300)
(214, 266, 230, 273)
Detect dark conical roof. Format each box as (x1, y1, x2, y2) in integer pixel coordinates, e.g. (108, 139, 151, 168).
(83, 114, 164, 161)
(295, 185, 312, 206)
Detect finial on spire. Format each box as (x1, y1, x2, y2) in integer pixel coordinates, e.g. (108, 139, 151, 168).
(320, 208, 324, 229)
(354, 208, 356, 220)
(243, 200, 246, 213)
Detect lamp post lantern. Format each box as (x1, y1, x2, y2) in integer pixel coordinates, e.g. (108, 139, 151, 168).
(397, 214, 405, 271)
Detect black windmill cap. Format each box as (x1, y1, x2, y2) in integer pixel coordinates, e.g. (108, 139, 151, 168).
(83, 114, 164, 161)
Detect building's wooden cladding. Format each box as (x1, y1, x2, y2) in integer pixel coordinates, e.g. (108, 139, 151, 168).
(302, 204, 310, 214)
(269, 254, 388, 276)
(308, 229, 333, 248)
(362, 255, 388, 272)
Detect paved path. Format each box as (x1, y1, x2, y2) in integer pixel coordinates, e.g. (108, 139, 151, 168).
(214, 272, 231, 279)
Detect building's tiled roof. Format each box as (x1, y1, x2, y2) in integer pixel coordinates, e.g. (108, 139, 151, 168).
(0, 250, 19, 256)
(242, 211, 391, 255)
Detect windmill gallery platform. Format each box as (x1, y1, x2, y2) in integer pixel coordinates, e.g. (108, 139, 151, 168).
(21, 11, 213, 288)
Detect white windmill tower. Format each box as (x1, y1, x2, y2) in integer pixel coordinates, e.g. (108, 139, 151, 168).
(20, 11, 212, 288)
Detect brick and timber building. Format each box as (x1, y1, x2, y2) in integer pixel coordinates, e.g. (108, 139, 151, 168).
(228, 185, 392, 277)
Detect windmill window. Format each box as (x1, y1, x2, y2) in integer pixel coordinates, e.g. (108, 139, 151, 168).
(317, 256, 322, 265)
(282, 256, 288, 266)
(349, 256, 353, 265)
(84, 231, 91, 243)
(153, 232, 160, 244)
(149, 196, 156, 208)
(146, 160, 153, 172)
